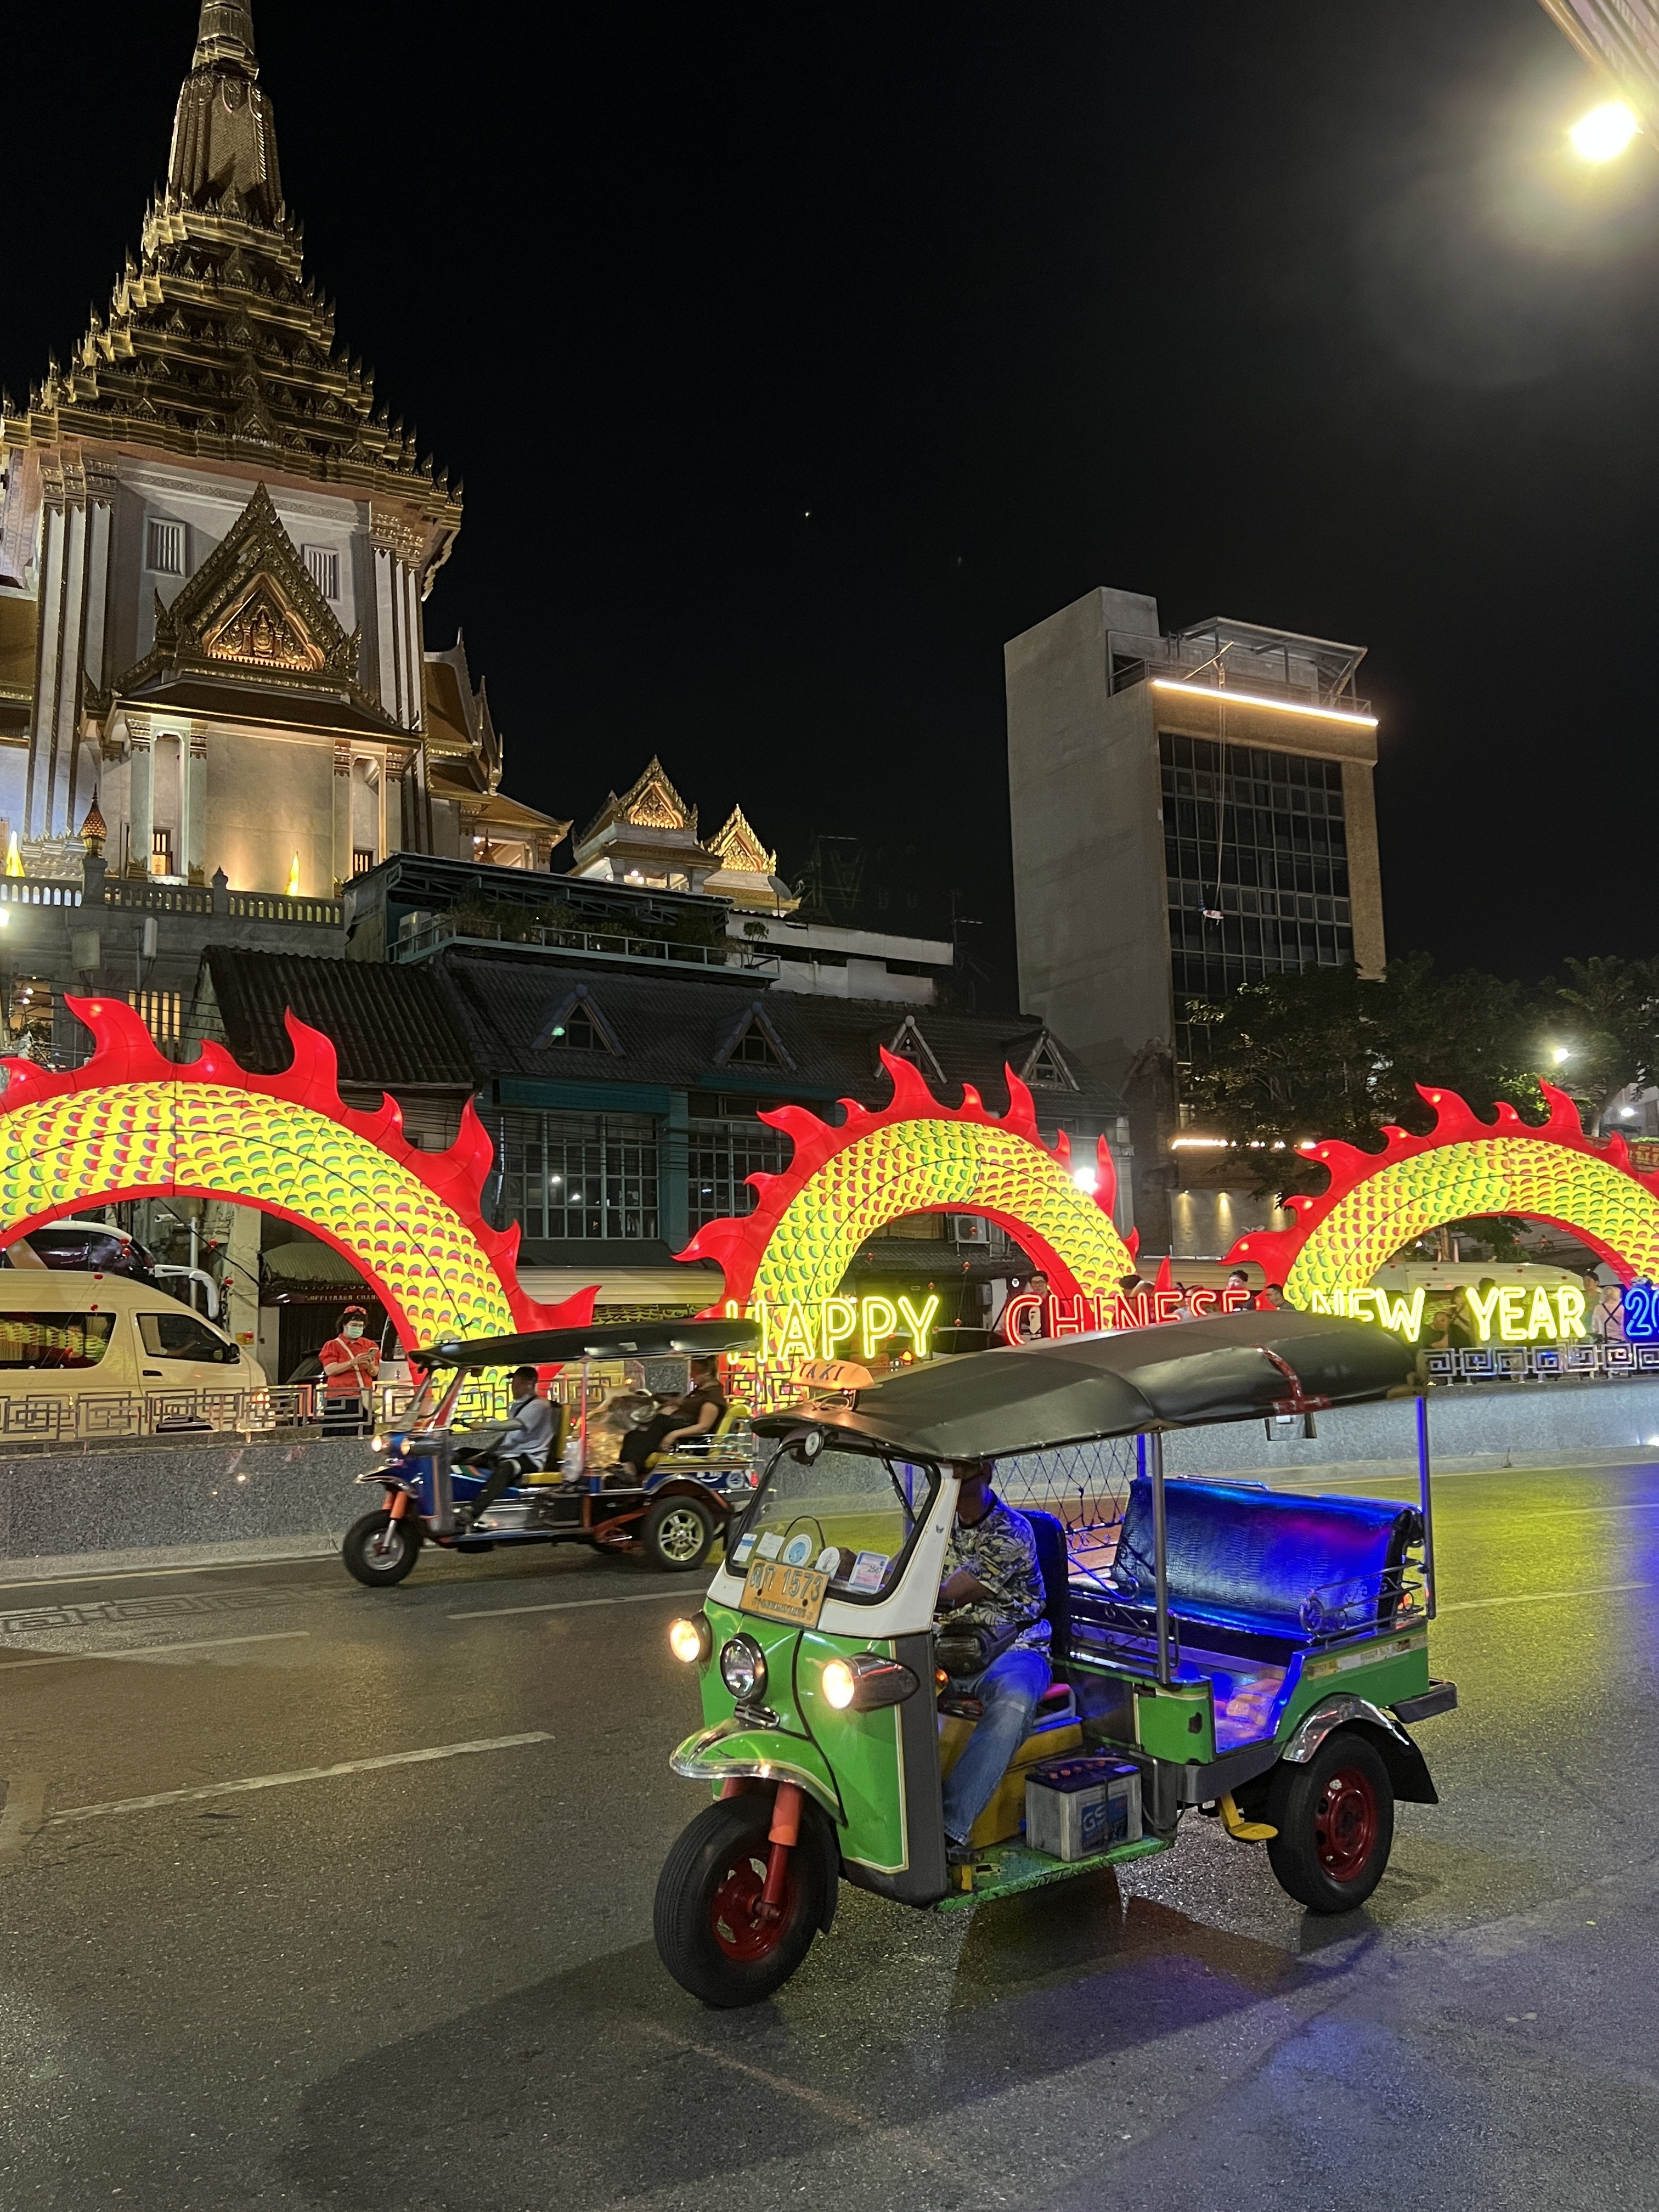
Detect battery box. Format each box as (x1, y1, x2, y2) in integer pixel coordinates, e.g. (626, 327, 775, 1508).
(1025, 1753, 1143, 1861)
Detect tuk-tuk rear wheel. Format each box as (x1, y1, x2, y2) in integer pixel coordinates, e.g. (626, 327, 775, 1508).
(654, 1796, 826, 2006)
(1264, 1728, 1394, 1914)
(641, 1493, 719, 1572)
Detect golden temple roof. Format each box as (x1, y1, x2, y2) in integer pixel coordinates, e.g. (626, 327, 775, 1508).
(0, 3, 459, 553)
(708, 803, 776, 877)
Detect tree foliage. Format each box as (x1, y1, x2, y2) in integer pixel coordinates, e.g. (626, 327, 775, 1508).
(1182, 956, 1547, 1192)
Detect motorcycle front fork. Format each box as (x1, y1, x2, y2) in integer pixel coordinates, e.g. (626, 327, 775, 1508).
(723, 1778, 803, 1922)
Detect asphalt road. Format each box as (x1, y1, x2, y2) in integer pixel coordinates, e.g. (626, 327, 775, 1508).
(2, 1458, 1658, 2210)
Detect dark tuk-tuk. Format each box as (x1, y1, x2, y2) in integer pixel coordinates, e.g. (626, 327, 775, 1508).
(655, 1311, 1455, 2005)
(341, 1317, 759, 1583)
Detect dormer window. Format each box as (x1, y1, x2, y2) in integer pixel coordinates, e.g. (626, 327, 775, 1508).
(715, 1002, 795, 1072)
(1020, 1031, 1077, 1090)
(548, 1002, 603, 1051)
(533, 989, 618, 1054)
(887, 1015, 945, 1088)
(731, 1023, 780, 1066)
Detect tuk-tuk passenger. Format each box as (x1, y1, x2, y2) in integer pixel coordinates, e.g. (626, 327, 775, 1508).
(937, 1464, 1052, 1861)
(618, 1357, 727, 1473)
(462, 1367, 556, 1522)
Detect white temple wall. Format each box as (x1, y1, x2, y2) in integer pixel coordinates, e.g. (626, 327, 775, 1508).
(208, 730, 334, 896)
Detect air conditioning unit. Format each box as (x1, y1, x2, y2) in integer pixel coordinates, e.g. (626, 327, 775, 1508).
(950, 1215, 991, 1247)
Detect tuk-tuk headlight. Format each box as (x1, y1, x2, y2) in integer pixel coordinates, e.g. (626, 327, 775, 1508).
(820, 1651, 919, 1712)
(719, 1634, 767, 1701)
(669, 1612, 711, 1666)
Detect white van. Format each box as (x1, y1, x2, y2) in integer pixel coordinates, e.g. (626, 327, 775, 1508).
(0, 1271, 266, 1405)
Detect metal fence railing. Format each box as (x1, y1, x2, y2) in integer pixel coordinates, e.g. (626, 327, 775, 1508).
(0, 1375, 563, 1447)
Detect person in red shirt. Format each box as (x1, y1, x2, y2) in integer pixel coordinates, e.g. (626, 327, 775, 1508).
(319, 1305, 380, 1432)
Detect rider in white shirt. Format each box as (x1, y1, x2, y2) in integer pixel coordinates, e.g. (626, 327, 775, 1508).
(465, 1366, 556, 1521)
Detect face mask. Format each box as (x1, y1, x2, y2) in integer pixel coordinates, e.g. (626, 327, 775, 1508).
(343, 1322, 363, 1339)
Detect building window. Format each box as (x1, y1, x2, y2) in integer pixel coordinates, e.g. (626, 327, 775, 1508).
(1159, 731, 1353, 1066)
(151, 828, 175, 876)
(128, 989, 183, 1052)
(304, 545, 340, 599)
(689, 1118, 789, 1232)
(548, 1002, 604, 1051)
(729, 1020, 781, 1066)
(351, 848, 376, 878)
(496, 1111, 658, 1241)
(145, 519, 185, 575)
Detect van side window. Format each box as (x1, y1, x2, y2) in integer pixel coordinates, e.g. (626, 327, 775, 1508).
(138, 1312, 238, 1365)
(0, 1313, 116, 1368)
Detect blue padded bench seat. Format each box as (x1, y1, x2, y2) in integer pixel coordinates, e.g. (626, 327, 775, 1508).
(1106, 1475, 1423, 1646)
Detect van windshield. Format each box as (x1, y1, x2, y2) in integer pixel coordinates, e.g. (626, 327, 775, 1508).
(729, 1438, 939, 1602)
(0, 1313, 116, 1369)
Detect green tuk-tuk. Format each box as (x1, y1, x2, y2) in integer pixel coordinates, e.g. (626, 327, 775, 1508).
(654, 1310, 1454, 2007)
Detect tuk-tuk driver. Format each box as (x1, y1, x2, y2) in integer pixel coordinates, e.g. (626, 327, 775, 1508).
(936, 1463, 1051, 1861)
(461, 1367, 556, 1523)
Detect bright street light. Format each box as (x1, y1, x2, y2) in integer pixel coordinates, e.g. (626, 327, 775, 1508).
(1570, 100, 1640, 161)
(1551, 1046, 1573, 1066)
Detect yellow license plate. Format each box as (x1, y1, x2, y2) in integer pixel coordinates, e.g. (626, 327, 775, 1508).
(740, 1558, 830, 1629)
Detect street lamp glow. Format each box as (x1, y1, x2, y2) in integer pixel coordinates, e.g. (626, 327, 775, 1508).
(1570, 101, 1639, 162)
(1552, 1046, 1572, 1066)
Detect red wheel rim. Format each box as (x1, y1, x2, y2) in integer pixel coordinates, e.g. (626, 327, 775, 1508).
(709, 1852, 795, 1961)
(1313, 1764, 1379, 1886)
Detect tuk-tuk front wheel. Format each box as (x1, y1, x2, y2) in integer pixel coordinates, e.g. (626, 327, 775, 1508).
(342, 1506, 422, 1588)
(641, 1493, 719, 1573)
(1265, 1728, 1394, 1913)
(654, 1795, 828, 2006)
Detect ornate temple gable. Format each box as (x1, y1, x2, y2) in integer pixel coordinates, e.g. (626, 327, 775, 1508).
(708, 803, 776, 877)
(202, 577, 323, 672)
(618, 755, 696, 836)
(116, 481, 391, 720)
(0, 3, 460, 565)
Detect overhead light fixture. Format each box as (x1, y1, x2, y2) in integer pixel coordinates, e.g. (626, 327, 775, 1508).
(1171, 1136, 1230, 1149)
(1150, 678, 1378, 729)
(1570, 100, 1639, 162)
(1551, 1047, 1572, 1066)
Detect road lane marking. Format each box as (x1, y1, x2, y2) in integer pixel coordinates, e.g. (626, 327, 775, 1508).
(0, 1630, 311, 1672)
(1439, 1581, 1651, 1614)
(44, 1730, 554, 1825)
(447, 1589, 693, 1621)
(0, 1773, 44, 1864)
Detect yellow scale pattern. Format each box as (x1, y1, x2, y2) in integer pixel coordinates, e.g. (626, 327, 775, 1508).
(1286, 1138, 1659, 1304)
(751, 1118, 1135, 1308)
(0, 1083, 515, 1345)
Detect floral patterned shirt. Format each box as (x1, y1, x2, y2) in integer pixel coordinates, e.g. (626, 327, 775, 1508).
(941, 1496, 1051, 1652)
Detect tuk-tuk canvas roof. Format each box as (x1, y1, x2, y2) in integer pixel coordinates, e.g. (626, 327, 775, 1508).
(757, 1310, 1421, 1462)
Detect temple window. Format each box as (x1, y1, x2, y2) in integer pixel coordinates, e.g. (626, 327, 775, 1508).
(145, 519, 185, 575)
(304, 545, 339, 599)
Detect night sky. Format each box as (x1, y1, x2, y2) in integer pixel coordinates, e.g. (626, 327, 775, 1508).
(6, 2, 1657, 1004)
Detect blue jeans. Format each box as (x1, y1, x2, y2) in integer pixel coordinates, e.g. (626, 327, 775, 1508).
(940, 1644, 1052, 1844)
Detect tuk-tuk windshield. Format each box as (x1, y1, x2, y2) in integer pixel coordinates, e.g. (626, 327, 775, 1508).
(731, 1437, 940, 1603)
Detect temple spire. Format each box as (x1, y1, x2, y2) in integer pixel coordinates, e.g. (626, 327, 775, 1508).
(193, 2, 257, 69)
(167, 1, 282, 225)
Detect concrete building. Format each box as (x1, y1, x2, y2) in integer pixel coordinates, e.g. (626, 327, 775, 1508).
(1006, 584, 1385, 1259)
